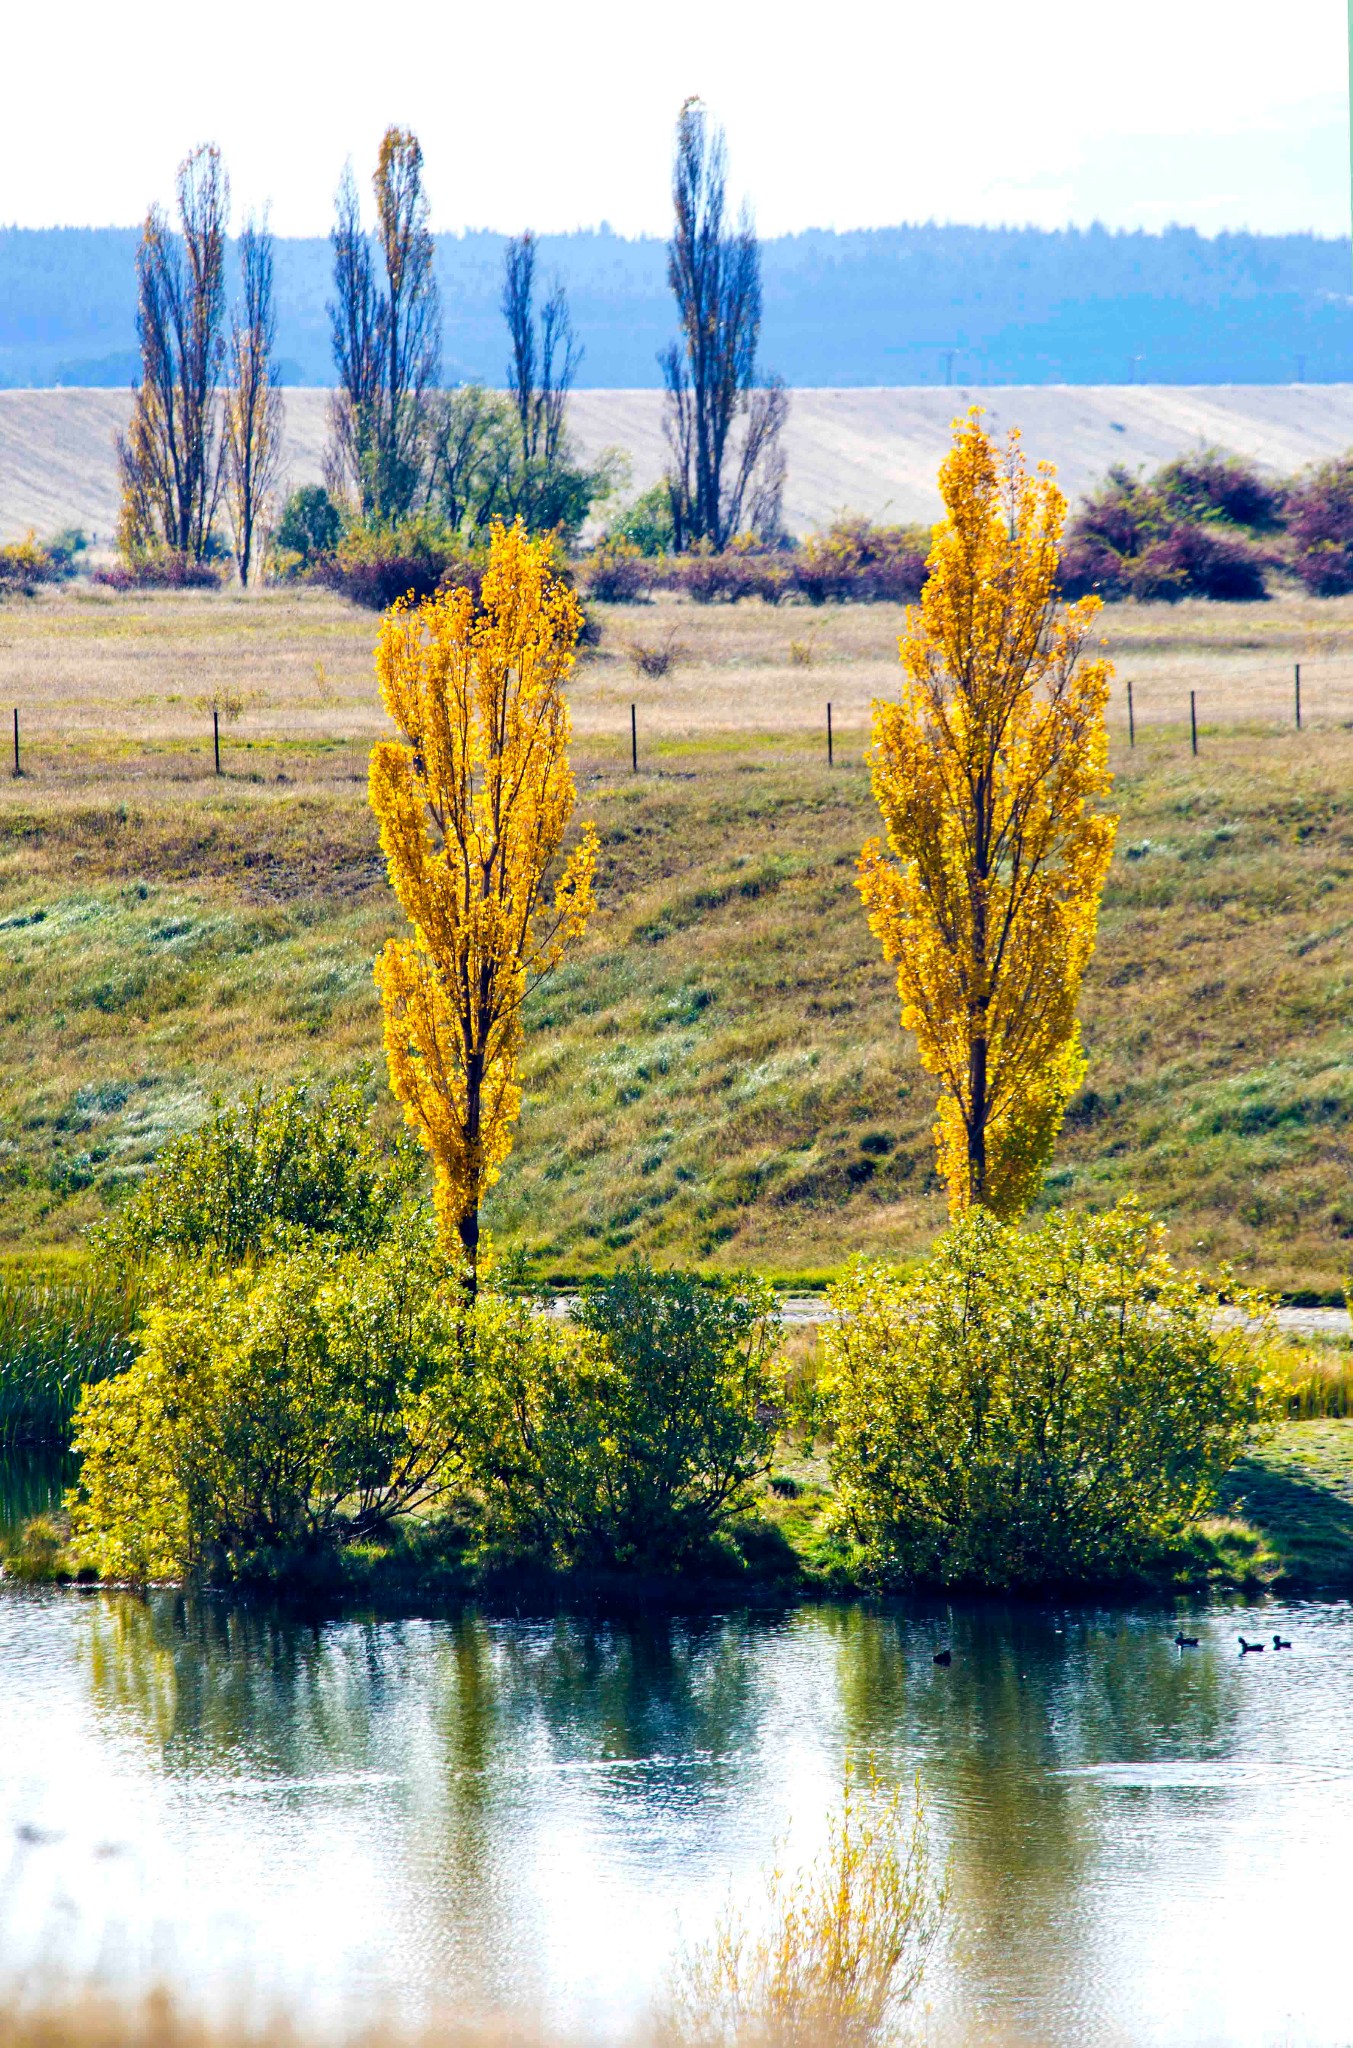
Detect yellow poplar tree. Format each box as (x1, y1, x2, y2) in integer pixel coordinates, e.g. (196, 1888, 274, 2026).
(369, 520, 598, 1283)
(857, 412, 1118, 1220)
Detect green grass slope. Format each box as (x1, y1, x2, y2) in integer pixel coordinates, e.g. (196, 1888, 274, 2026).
(1, 715, 1349, 1293)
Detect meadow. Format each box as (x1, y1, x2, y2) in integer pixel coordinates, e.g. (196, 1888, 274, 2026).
(0, 581, 1350, 1296)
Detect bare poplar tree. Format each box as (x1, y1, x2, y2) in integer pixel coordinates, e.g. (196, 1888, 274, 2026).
(225, 215, 283, 585)
(327, 161, 382, 510)
(117, 144, 230, 564)
(327, 128, 441, 519)
(373, 127, 441, 515)
(500, 231, 584, 527)
(659, 100, 787, 550)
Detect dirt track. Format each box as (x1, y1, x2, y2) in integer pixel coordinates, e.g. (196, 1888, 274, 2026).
(4, 384, 1353, 543)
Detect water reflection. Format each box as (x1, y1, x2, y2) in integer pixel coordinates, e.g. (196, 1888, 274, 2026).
(1, 1587, 1350, 2046)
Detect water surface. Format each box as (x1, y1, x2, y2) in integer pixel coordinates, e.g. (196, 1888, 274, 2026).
(1, 1589, 1349, 2047)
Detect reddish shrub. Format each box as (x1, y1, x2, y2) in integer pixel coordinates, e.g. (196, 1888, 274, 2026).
(1286, 458, 1353, 595)
(1058, 533, 1132, 601)
(581, 541, 651, 604)
(93, 554, 222, 592)
(1154, 449, 1285, 532)
(678, 551, 789, 604)
(794, 518, 928, 604)
(1128, 524, 1268, 603)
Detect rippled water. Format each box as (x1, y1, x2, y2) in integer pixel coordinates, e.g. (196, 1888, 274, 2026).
(1, 1587, 1350, 2047)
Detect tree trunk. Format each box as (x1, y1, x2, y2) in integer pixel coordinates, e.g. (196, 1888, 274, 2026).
(458, 1205, 480, 1300)
(968, 1032, 988, 1208)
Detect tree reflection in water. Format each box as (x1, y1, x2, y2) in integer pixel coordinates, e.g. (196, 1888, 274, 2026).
(31, 1589, 1343, 2047)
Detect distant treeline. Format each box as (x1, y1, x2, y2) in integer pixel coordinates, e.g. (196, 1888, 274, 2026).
(2, 221, 1351, 390)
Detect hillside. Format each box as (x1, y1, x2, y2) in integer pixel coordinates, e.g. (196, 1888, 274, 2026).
(6, 384, 1353, 545)
(0, 583, 1349, 1296)
(2, 222, 1352, 388)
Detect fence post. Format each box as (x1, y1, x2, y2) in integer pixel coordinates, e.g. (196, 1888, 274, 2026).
(213, 709, 221, 776)
(630, 703, 637, 773)
(10, 708, 18, 779)
(1295, 663, 1302, 730)
(1126, 681, 1135, 749)
(1190, 691, 1198, 756)
(827, 701, 833, 767)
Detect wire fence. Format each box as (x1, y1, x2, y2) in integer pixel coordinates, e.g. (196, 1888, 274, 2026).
(6, 660, 1353, 784)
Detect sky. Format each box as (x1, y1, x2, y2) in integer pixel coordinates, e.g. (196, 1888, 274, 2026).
(2, 0, 1348, 239)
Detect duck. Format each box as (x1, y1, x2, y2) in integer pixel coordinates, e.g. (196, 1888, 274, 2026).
(1238, 1635, 1265, 1654)
(1273, 1634, 1292, 1650)
(933, 1648, 952, 1667)
(1174, 1632, 1200, 1648)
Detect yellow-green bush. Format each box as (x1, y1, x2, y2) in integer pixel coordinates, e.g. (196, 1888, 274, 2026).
(68, 1218, 480, 1582)
(825, 1203, 1273, 1589)
(478, 1262, 783, 1568)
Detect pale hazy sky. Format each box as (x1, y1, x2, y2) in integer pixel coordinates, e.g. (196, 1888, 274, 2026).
(4, 0, 1348, 239)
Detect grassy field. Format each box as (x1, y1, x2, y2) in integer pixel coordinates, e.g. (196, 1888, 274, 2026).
(0, 582, 1350, 1294)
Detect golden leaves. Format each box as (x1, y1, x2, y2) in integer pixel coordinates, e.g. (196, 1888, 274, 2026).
(368, 519, 597, 1268)
(858, 411, 1118, 1220)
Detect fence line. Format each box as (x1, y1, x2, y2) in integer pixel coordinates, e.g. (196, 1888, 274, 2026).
(1, 671, 1351, 785)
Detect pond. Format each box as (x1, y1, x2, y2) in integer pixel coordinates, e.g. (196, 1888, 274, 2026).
(1, 1586, 1350, 2046)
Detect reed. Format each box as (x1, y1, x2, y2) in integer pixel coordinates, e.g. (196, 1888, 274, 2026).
(1271, 1336, 1353, 1420)
(0, 1269, 138, 1445)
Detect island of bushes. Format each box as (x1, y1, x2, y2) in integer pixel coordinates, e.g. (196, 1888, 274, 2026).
(2, 1076, 1275, 1610)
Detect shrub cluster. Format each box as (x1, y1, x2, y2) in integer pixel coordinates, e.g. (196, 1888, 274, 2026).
(312, 513, 488, 612)
(37, 1086, 1272, 1597)
(1061, 454, 1274, 602)
(92, 552, 223, 592)
(0, 531, 62, 596)
(825, 1203, 1271, 1588)
(1285, 456, 1353, 595)
(580, 517, 932, 608)
(63, 1085, 783, 1584)
(1058, 443, 1353, 601)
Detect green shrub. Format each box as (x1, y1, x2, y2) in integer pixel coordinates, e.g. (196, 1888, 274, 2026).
(68, 1218, 479, 1582)
(93, 1077, 417, 1274)
(605, 483, 676, 557)
(479, 1262, 783, 1568)
(274, 485, 344, 569)
(0, 1269, 138, 1446)
(825, 1204, 1272, 1589)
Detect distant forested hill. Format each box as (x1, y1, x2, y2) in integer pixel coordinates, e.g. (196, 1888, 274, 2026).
(2, 222, 1350, 389)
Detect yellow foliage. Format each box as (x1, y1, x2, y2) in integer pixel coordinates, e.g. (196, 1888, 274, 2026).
(665, 1760, 948, 2048)
(369, 519, 598, 1275)
(858, 412, 1117, 1219)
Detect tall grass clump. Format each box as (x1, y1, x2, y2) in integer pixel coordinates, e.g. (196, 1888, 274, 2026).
(1270, 1335, 1353, 1419)
(0, 1269, 138, 1446)
(664, 1761, 949, 2048)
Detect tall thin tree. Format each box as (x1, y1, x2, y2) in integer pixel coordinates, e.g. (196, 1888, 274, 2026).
(372, 126, 441, 517)
(858, 414, 1118, 1221)
(117, 144, 230, 565)
(503, 232, 581, 468)
(225, 215, 283, 585)
(327, 161, 382, 511)
(501, 231, 583, 528)
(659, 100, 787, 551)
(328, 129, 441, 519)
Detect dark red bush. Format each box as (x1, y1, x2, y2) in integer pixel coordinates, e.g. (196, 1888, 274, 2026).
(581, 544, 651, 603)
(1154, 449, 1285, 532)
(1058, 533, 1132, 601)
(1128, 523, 1268, 603)
(794, 518, 928, 605)
(93, 554, 222, 592)
(1286, 458, 1353, 595)
(678, 551, 789, 604)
